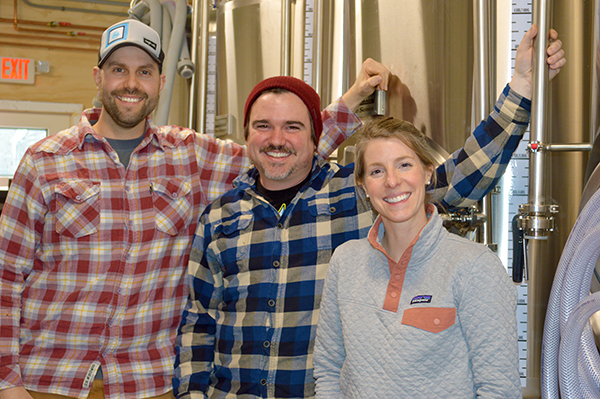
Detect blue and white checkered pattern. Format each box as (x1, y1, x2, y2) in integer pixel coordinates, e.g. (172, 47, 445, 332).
(174, 83, 531, 399)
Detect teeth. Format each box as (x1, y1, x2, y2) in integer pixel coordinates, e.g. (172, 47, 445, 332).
(266, 152, 290, 158)
(385, 193, 410, 203)
(118, 96, 142, 103)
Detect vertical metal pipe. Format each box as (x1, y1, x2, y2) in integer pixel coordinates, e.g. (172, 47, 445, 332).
(524, 1, 552, 397)
(474, 0, 496, 248)
(312, 0, 322, 92)
(189, 0, 210, 131)
(529, 0, 551, 210)
(281, 0, 292, 76)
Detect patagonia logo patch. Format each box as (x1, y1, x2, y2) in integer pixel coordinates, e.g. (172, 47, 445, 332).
(410, 295, 432, 305)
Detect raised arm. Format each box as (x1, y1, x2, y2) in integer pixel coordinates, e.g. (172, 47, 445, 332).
(317, 58, 390, 160)
(431, 26, 565, 209)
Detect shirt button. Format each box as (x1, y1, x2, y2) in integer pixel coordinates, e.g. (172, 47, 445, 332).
(390, 292, 398, 298)
(433, 318, 441, 326)
(263, 341, 270, 348)
(76, 195, 82, 201)
(329, 206, 336, 213)
(273, 261, 280, 268)
(261, 379, 267, 386)
(394, 274, 402, 280)
(277, 223, 284, 229)
(173, 192, 178, 198)
(268, 300, 275, 307)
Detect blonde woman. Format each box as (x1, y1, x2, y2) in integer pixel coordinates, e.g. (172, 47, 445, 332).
(313, 117, 521, 398)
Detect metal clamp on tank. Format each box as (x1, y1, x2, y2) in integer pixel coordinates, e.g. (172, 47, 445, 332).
(517, 202, 559, 239)
(440, 205, 487, 237)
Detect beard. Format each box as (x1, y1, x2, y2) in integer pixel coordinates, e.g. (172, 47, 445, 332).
(253, 145, 311, 183)
(99, 87, 158, 129)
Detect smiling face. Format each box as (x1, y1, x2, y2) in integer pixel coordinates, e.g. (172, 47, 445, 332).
(361, 137, 433, 233)
(246, 91, 317, 191)
(92, 46, 165, 138)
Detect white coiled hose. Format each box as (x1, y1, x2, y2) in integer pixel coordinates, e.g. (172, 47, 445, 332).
(542, 186, 600, 398)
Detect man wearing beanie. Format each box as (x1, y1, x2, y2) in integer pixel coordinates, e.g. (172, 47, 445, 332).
(173, 26, 566, 398)
(0, 19, 394, 399)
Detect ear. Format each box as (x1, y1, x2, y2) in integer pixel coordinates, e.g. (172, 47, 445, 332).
(360, 183, 368, 197)
(159, 73, 166, 92)
(425, 165, 434, 185)
(92, 66, 101, 89)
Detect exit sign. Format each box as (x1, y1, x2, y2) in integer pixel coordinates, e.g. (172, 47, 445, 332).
(1, 57, 35, 84)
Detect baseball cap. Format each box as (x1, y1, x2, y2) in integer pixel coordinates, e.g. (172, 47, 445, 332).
(244, 76, 323, 143)
(98, 19, 165, 71)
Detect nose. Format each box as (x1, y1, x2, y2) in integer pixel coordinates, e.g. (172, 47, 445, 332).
(123, 73, 140, 91)
(269, 127, 286, 146)
(385, 170, 401, 187)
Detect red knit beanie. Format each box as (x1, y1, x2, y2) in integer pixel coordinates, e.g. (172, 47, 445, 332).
(243, 76, 323, 142)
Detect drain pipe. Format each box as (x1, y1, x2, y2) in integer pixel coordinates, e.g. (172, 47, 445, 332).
(154, 0, 188, 126)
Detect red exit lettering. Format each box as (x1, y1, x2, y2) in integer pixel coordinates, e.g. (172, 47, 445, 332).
(1, 57, 31, 81)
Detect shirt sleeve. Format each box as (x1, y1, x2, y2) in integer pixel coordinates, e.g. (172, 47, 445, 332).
(313, 253, 345, 398)
(432, 84, 531, 210)
(458, 251, 522, 398)
(174, 210, 223, 399)
(317, 97, 362, 161)
(0, 151, 44, 390)
(193, 98, 360, 203)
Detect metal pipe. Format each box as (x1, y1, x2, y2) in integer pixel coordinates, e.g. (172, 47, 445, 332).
(312, 0, 322, 92)
(280, 0, 292, 75)
(155, 0, 188, 126)
(189, 0, 210, 131)
(546, 143, 593, 151)
(473, 0, 496, 248)
(529, 0, 551, 212)
(21, 0, 128, 16)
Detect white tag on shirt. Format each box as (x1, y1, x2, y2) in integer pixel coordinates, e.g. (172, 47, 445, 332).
(83, 363, 100, 388)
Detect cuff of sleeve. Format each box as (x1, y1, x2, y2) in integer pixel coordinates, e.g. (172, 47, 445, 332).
(0, 363, 23, 391)
(322, 97, 362, 136)
(497, 84, 531, 124)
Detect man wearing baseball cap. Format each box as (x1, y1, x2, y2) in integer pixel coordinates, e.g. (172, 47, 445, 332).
(0, 19, 393, 399)
(174, 26, 566, 398)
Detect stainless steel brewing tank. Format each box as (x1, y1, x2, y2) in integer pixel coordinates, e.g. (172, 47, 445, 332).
(334, 0, 476, 155)
(214, 0, 307, 143)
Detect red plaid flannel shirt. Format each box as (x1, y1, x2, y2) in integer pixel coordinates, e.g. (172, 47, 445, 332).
(0, 98, 359, 399)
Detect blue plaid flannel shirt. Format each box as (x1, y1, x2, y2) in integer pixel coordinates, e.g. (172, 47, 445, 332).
(174, 84, 531, 398)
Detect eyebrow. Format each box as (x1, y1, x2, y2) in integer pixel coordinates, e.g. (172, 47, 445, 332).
(252, 119, 306, 127)
(105, 61, 158, 71)
(366, 155, 414, 167)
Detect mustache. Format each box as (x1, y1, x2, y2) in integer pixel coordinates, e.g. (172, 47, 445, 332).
(112, 89, 148, 99)
(259, 145, 297, 155)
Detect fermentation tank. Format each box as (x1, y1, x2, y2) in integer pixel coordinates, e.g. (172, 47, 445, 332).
(188, 0, 598, 397)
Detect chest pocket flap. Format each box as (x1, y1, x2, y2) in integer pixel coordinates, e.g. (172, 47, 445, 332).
(53, 180, 101, 238)
(152, 177, 193, 235)
(307, 190, 356, 217)
(217, 212, 254, 236)
(401, 307, 456, 333)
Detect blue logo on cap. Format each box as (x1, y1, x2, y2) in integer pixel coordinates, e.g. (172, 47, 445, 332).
(106, 23, 129, 47)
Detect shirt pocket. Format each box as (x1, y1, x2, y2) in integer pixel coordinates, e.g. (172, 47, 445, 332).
(401, 307, 456, 333)
(306, 190, 357, 251)
(52, 180, 101, 238)
(151, 177, 193, 235)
